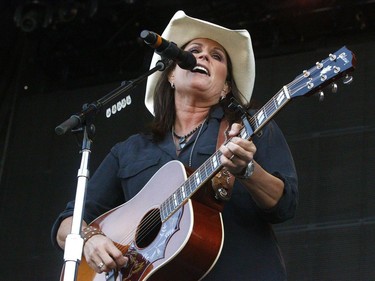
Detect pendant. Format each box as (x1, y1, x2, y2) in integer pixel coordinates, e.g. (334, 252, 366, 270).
(178, 137, 186, 144)
(178, 137, 186, 150)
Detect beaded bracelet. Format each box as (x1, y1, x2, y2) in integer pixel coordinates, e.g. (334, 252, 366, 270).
(81, 226, 106, 244)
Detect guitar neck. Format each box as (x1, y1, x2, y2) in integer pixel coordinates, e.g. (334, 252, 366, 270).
(160, 150, 224, 222)
(160, 45, 356, 222)
(160, 88, 292, 222)
(245, 86, 291, 138)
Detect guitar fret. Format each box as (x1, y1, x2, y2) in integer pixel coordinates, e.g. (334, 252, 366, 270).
(283, 85, 291, 99)
(167, 197, 173, 214)
(181, 184, 186, 198)
(276, 90, 287, 106)
(256, 109, 266, 126)
(159, 46, 356, 223)
(186, 177, 194, 195)
(202, 164, 208, 180)
(265, 100, 276, 118)
(194, 171, 201, 185)
(169, 196, 175, 211)
(249, 117, 257, 131)
(207, 161, 212, 177)
(253, 113, 259, 130)
(217, 151, 223, 166)
(162, 153, 225, 221)
(178, 187, 184, 203)
(173, 193, 178, 207)
(239, 127, 246, 139)
(204, 162, 210, 179)
(160, 202, 166, 221)
(272, 97, 279, 110)
(163, 200, 169, 219)
(212, 154, 219, 169)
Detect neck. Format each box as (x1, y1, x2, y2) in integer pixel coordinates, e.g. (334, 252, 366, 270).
(174, 105, 210, 135)
(175, 114, 207, 135)
(172, 112, 207, 152)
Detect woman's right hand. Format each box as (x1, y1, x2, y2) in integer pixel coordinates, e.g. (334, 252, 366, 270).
(83, 234, 128, 273)
(56, 217, 128, 274)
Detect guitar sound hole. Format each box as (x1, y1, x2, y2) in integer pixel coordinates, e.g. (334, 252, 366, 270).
(135, 208, 162, 248)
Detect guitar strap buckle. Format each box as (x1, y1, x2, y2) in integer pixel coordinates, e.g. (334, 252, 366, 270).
(212, 168, 233, 201)
(212, 118, 235, 201)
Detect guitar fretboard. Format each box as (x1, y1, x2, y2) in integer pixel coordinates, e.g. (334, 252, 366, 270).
(159, 45, 356, 223)
(160, 86, 292, 222)
(248, 86, 291, 137)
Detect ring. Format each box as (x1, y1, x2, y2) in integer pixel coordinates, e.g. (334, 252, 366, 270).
(98, 262, 104, 269)
(225, 144, 235, 160)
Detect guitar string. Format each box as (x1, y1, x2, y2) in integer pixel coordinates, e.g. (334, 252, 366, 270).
(114, 71, 336, 255)
(119, 62, 327, 248)
(111, 57, 335, 252)
(252, 55, 341, 132)
(253, 65, 319, 122)
(131, 127, 241, 246)
(111, 119, 210, 250)
(113, 209, 161, 252)
(130, 61, 323, 246)
(133, 108, 268, 248)
(133, 70, 326, 245)
(255, 62, 327, 128)
(125, 150, 225, 249)
(115, 149, 228, 250)
(259, 54, 339, 128)
(245, 59, 336, 139)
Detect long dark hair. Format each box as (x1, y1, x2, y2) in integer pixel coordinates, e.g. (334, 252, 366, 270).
(151, 49, 250, 142)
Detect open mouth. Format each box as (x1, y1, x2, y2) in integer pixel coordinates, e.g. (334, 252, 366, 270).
(191, 65, 210, 76)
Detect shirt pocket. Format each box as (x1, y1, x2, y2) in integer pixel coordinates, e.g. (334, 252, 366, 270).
(196, 144, 216, 157)
(117, 156, 161, 179)
(117, 156, 163, 200)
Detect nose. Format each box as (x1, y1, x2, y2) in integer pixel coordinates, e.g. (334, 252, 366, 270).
(196, 51, 209, 61)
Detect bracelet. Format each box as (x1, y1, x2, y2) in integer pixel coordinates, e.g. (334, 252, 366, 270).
(233, 160, 254, 180)
(81, 226, 106, 244)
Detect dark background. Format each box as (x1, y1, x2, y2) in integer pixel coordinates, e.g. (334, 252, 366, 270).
(0, 1, 374, 280)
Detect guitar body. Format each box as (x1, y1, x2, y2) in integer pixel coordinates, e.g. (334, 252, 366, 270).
(60, 46, 356, 281)
(73, 160, 224, 281)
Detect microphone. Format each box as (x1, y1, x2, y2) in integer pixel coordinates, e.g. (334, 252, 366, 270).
(140, 30, 196, 70)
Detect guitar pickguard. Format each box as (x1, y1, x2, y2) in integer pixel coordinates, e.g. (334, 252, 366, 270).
(120, 208, 183, 280)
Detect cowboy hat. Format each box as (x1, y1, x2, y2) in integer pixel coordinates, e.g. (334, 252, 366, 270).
(144, 10, 255, 115)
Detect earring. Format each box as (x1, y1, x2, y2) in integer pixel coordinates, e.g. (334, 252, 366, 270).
(170, 81, 175, 89)
(221, 87, 228, 98)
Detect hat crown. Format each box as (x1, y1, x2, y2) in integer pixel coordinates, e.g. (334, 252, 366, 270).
(145, 10, 255, 115)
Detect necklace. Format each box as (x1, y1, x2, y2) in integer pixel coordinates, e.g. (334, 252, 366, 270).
(172, 122, 204, 151)
(188, 119, 206, 167)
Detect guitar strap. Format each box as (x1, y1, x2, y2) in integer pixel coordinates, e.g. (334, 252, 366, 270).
(212, 118, 235, 201)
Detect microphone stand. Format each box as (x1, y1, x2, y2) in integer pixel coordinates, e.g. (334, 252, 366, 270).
(57, 59, 170, 281)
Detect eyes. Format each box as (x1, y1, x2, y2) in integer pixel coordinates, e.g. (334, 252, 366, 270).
(187, 46, 225, 62)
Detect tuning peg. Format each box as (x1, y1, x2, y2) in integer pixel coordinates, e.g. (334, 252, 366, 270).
(315, 90, 325, 102)
(329, 53, 337, 61)
(331, 83, 338, 93)
(342, 74, 353, 85)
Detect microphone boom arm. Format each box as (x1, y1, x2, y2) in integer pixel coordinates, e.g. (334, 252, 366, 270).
(55, 59, 170, 135)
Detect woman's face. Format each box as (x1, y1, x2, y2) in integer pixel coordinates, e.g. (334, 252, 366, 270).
(170, 38, 229, 105)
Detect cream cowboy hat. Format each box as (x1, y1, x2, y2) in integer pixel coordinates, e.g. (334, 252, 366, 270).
(144, 10, 255, 115)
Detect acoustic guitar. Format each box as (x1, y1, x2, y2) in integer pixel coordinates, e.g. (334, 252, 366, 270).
(61, 46, 356, 281)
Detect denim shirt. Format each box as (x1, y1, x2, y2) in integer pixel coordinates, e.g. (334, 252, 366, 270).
(51, 106, 298, 280)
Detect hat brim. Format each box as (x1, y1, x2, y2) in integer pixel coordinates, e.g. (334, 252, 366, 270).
(145, 10, 255, 115)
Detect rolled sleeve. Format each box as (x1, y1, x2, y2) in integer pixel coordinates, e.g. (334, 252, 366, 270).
(252, 120, 299, 223)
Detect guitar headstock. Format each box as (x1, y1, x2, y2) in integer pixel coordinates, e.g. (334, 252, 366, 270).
(289, 46, 357, 99)
(235, 46, 357, 142)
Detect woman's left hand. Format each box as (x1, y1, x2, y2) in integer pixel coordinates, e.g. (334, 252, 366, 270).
(219, 122, 256, 176)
